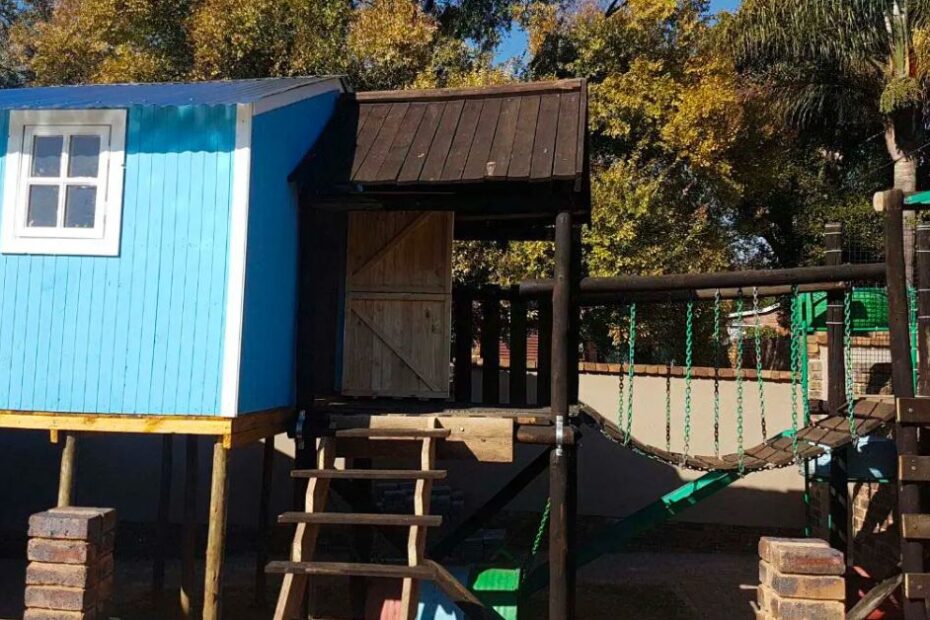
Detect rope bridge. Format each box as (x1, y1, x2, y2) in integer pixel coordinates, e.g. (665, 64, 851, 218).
(580, 398, 895, 473)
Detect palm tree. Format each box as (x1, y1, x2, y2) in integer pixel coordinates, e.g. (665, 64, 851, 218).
(726, 0, 930, 270)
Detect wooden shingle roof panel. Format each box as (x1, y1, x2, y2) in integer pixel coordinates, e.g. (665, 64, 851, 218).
(290, 79, 589, 209)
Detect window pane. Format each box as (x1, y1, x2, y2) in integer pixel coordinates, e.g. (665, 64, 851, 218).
(32, 136, 63, 177)
(64, 186, 97, 228)
(68, 135, 101, 177)
(27, 185, 59, 227)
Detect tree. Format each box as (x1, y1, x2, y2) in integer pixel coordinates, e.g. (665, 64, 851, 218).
(725, 0, 930, 272)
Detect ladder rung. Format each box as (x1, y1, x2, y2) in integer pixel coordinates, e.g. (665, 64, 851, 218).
(900, 456, 930, 482)
(906, 573, 930, 599)
(898, 398, 930, 424)
(278, 512, 442, 527)
(266, 560, 436, 580)
(333, 428, 451, 439)
(290, 469, 447, 480)
(902, 514, 930, 540)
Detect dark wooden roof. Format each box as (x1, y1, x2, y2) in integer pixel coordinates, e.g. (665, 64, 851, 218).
(291, 79, 589, 222)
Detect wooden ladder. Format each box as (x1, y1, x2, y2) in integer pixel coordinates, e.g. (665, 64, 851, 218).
(268, 417, 491, 620)
(897, 398, 930, 601)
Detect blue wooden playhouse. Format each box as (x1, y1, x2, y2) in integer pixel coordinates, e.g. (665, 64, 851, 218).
(0, 76, 591, 619)
(0, 77, 346, 418)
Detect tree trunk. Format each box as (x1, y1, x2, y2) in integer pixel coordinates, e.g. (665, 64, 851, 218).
(887, 124, 919, 282)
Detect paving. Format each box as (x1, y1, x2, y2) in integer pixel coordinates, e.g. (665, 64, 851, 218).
(0, 550, 758, 619)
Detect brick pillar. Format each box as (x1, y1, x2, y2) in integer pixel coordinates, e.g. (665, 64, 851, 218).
(754, 537, 845, 620)
(25, 507, 116, 619)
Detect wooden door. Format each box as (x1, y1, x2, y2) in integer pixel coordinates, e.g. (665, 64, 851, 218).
(341, 211, 453, 398)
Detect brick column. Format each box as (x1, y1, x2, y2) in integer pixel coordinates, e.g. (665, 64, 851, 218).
(25, 507, 116, 619)
(754, 537, 845, 620)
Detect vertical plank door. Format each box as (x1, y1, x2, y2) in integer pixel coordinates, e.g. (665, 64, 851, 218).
(342, 211, 453, 399)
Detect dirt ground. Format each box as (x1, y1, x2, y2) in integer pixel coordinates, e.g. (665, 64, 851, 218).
(0, 550, 758, 619)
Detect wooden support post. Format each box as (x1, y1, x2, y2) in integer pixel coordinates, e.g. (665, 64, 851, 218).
(549, 210, 575, 620)
(57, 432, 78, 507)
(454, 291, 474, 403)
(510, 293, 528, 406)
(882, 189, 927, 620)
(154, 435, 174, 602)
(481, 296, 501, 404)
(918, 224, 930, 515)
(181, 436, 199, 617)
(825, 223, 849, 554)
(254, 436, 275, 607)
(204, 439, 230, 620)
(537, 300, 552, 407)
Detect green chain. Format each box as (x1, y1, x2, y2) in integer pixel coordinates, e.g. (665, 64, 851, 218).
(753, 287, 767, 442)
(624, 304, 637, 445)
(712, 290, 721, 457)
(530, 499, 550, 558)
(735, 294, 745, 474)
(682, 301, 694, 460)
(844, 289, 857, 439)
(665, 362, 672, 452)
(788, 287, 801, 463)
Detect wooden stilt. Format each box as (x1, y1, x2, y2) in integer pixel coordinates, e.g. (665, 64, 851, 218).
(180, 436, 199, 617)
(824, 223, 849, 554)
(549, 210, 574, 620)
(203, 439, 230, 620)
(153, 435, 174, 602)
(254, 436, 275, 607)
(882, 190, 927, 620)
(57, 432, 78, 507)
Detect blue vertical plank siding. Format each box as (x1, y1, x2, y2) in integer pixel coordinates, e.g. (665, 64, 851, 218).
(0, 105, 236, 415)
(237, 91, 340, 414)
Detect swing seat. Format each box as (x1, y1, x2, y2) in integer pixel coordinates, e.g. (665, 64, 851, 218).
(811, 435, 897, 483)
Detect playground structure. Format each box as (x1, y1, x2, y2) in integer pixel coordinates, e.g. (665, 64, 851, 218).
(1, 76, 927, 620)
(268, 187, 925, 619)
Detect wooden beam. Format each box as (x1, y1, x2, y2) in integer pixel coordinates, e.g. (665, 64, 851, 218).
(549, 210, 574, 620)
(901, 456, 930, 482)
(255, 436, 275, 608)
(824, 223, 849, 554)
(153, 435, 173, 603)
(203, 439, 230, 620)
(430, 448, 550, 561)
(180, 436, 199, 617)
(906, 573, 930, 599)
(520, 263, 887, 297)
(510, 296, 528, 406)
(903, 514, 930, 540)
(0, 407, 294, 444)
(899, 398, 930, 424)
(884, 188, 928, 620)
(57, 433, 78, 507)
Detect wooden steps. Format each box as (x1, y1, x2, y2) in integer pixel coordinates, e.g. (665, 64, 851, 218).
(269, 417, 489, 620)
(291, 468, 447, 480)
(266, 561, 436, 580)
(899, 456, 930, 482)
(278, 512, 442, 527)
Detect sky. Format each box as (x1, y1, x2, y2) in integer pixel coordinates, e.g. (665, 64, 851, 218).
(494, 0, 742, 63)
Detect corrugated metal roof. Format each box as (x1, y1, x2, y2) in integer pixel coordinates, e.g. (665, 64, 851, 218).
(0, 77, 338, 109)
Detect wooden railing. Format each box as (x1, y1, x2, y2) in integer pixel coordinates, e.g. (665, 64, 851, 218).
(452, 286, 553, 406)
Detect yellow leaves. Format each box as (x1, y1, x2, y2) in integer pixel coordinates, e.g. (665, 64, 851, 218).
(348, 0, 437, 88)
(660, 60, 743, 176)
(513, 1, 559, 57)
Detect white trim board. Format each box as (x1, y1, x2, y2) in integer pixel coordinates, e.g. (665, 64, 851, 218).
(252, 77, 345, 116)
(220, 103, 253, 417)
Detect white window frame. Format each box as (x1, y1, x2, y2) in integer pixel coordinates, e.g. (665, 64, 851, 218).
(1, 109, 127, 256)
